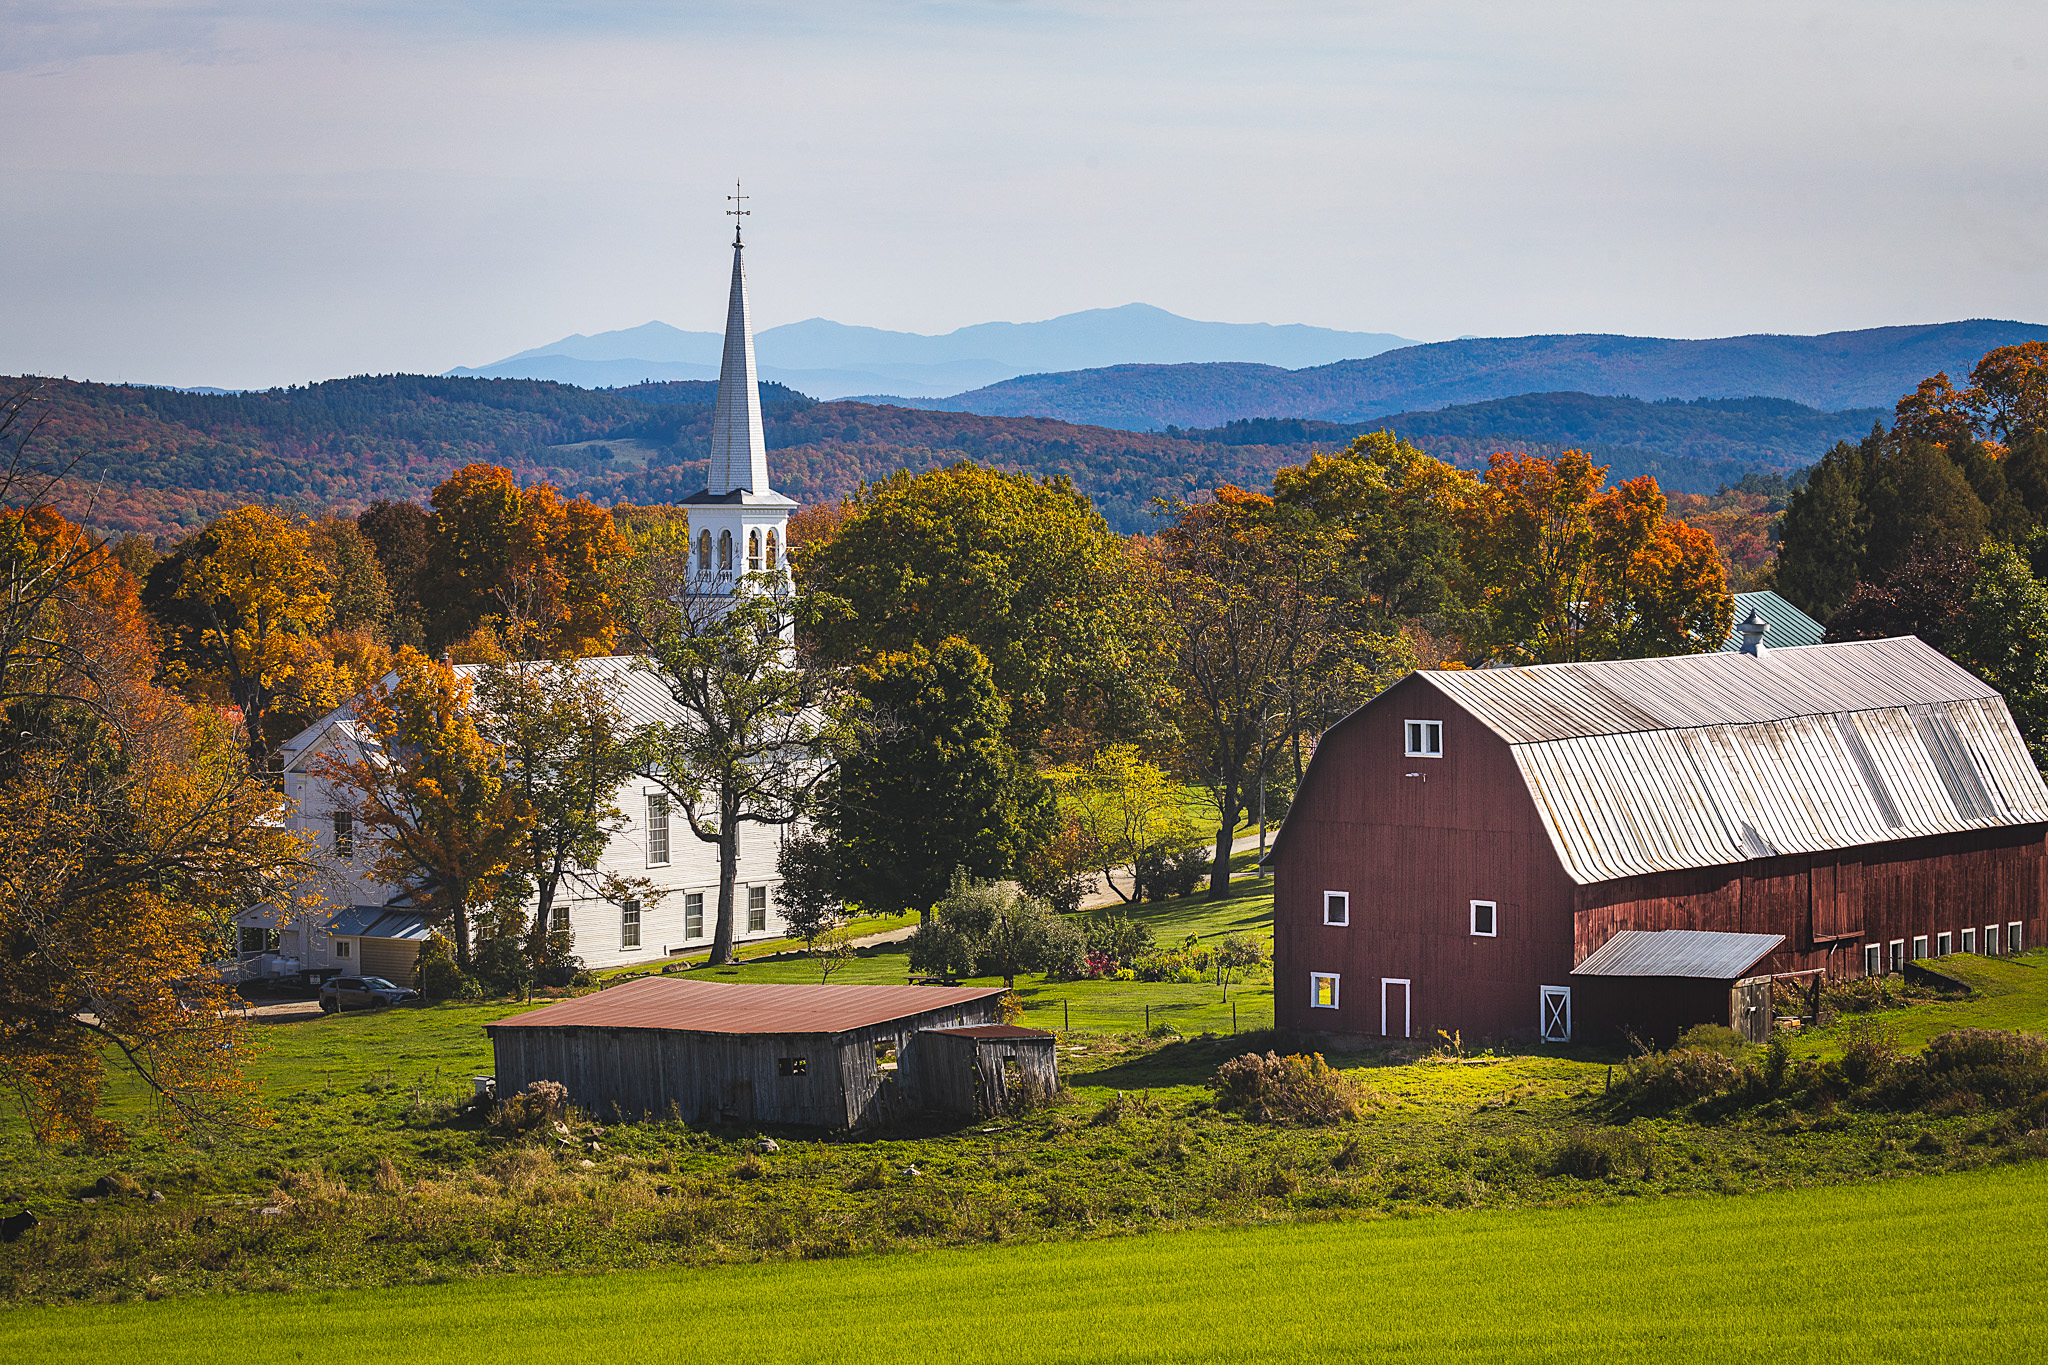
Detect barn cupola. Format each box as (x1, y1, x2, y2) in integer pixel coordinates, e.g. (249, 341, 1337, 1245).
(1736, 607, 1769, 657)
(681, 180, 797, 604)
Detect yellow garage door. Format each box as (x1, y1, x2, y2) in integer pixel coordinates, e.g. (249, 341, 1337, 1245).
(360, 937, 420, 987)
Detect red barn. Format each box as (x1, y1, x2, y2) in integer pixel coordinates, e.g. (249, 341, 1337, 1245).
(1269, 634, 2048, 1045)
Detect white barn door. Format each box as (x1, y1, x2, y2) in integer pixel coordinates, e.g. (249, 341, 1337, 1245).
(1381, 978, 1411, 1038)
(1540, 985, 1571, 1042)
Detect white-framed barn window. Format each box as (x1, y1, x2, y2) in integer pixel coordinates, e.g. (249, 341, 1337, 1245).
(748, 885, 768, 933)
(2010, 921, 2024, 954)
(1323, 891, 1349, 926)
(1889, 939, 1905, 972)
(646, 793, 670, 867)
(1540, 985, 1571, 1042)
(685, 891, 704, 939)
(1404, 719, 1444, 758)
(1470, 900, 1497, 937)
(1937, 932, 1952, 957)
(1863, 943, 1880, 977)
(1962, 927, 1977, 955)
(1986, 924, 2001, 956)
(1911, 935, 1928, 961)
(1309, 972, 1340, 1009)
(620, 901, 642, 949)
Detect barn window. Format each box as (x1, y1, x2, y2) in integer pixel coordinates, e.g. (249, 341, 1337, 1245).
(1962, 927, 1977, 955)
(748, 885, 768, 933)
(1540, 985, 1571, 1042)
(1323, 891, 1349, 926)
(1911, 936, 1928, 961)
(620, 901, 642, 949)
(1470, 900, 1497, 937)
(2010, 921, 2024, 954)
(646, 794, 670, 866)
(1986, 924, 2001, 956)
(685, 891, 704, 939)
(1864, 943, 1880, 978)
(778, 1057, 808, 1077)
(1404, 720, 1443, 758)
(1310, 972, 1340, 1009)
(331, 809, 353, 857)
(748, 530, 761, 571)
(1889, 939, 1905, 972)
(1937, 932, 1952, 957)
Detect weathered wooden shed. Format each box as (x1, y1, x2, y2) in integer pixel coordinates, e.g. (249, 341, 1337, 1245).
(902, 1024, 1060, 1117)
(485, 977, 1027, 1128)
(1568, 929, 1783, 1046)
(1269, 633, 2048, 1045)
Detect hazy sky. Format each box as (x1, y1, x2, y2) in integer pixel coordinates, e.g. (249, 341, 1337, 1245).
(5, 1, 2045, 388)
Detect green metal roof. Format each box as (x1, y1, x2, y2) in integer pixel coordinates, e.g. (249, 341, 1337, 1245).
(1721, 590, 1825, 651)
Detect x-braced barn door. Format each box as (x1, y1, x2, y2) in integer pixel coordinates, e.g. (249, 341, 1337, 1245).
(1540, 986, 1571, 1043)
(1381, 978, 1411, 1039)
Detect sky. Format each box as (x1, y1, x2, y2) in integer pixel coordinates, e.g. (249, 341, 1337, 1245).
(4, 1, 2045, 389)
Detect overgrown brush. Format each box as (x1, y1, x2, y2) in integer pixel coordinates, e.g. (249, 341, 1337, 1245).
(1210, 1052, 1368, 1125)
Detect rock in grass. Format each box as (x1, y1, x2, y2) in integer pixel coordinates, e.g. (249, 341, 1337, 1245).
(756, 1138, 780, 1154)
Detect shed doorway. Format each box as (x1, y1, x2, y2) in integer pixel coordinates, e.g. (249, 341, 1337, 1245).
(1540, 986, 1571, 1042)
(1380, 978, 1410, 1038)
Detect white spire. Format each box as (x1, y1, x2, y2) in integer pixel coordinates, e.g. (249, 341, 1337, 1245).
(706, 239, 771, 495)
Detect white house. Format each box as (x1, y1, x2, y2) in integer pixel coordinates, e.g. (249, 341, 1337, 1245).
(249, 216, 803, 985)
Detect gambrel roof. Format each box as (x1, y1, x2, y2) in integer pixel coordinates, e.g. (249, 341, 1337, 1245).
(1421, 637, 2048, 884)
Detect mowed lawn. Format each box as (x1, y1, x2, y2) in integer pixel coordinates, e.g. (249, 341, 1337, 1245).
(9, 1159, 2048, 1363)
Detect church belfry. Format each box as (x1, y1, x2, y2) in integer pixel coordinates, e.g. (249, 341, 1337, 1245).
(683, 181, 796, 594)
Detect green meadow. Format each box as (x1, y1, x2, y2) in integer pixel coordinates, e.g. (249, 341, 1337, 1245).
(7, 1160, 2047, 1363)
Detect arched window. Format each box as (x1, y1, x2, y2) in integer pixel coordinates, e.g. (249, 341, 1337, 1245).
(718, 529, 732, 572)
(748, 530, 761, 572)
(697, 529, 712, 575)
(766, 528, 779, 570)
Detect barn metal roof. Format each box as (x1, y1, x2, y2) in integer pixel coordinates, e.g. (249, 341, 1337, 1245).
(1719, 591, 1825, 652)
(1393, 637, 2048, 884)
(485, 976, 1007, 1036)
(926, 1024, 1055, 1040)
(1572, 929, 1784, 979)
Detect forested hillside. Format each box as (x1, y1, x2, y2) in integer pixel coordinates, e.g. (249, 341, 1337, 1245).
(917, 320, 2048, 429)
(10, 373, 1811, 540)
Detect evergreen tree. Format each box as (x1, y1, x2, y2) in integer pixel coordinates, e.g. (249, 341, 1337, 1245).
(1775, 435, 1871, 619)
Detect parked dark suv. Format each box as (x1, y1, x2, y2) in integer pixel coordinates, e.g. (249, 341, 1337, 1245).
(318, 976, 420, 1012)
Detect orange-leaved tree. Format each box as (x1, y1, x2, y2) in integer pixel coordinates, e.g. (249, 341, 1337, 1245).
(0, 470, 306, 1145)
(1456, 449, 1730, 664)
(424, 464, 631, 658)
(317, 647, 533, 969)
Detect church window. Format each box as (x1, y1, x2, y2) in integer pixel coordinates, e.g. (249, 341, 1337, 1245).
(719, 529, 732, 572)
(766, 529, 779, 570)
(697, 530, 712, 575)
(748, 530, 761, 571)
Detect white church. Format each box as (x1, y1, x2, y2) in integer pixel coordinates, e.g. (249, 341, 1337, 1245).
(238, 219, 801, 986)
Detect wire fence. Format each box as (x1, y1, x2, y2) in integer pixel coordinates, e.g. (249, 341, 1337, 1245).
(1014, 994, 1274, 1037)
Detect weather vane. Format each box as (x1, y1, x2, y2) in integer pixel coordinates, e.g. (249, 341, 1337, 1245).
(726, 179, 750, 245)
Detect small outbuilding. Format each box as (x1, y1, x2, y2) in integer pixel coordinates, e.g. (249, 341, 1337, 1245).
(1568, 929, 1784, 1046)
(485, 977, 1057, 1128)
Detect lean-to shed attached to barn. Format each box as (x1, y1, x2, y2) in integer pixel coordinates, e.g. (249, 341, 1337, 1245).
(1269, 633, 2048, 1045)
(485, 977, 1054, 1127)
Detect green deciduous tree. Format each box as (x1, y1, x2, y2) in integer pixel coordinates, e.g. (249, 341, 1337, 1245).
(824, 637, 1054, 923)
(1047, 744, 1197, 905)
(1962, 539, 2048, 772)
(906, 871, 1082, 988)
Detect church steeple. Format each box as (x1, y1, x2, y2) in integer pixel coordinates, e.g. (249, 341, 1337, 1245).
(705, 232, 772, 496)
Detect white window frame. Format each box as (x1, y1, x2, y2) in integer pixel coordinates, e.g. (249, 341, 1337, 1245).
(1986, 924, 2001, 956)
(1309, 972, 1340, 1010)
(1470, 899, 1497, 937)
(1889, 939, 1905, 972)
(646, 792, 671, 867)
(684, 891, 704, 940)
(748, 884, 769, 933)
(1404, 719, 1444, 758)
(1961, 927, 1976, 955)
(2010, 921, 2024, 954)
(1381, 978, 1412, 1038)
(1323, 891, 1349, 926)
(1863, 942, 1880, 977)
(1911, 935, 1928, 961)
(1937, 931, 1952, 957)
(620, 900, 642, 950)
(335, 939, 353, 960)
(1540, 984, 1571, 1042)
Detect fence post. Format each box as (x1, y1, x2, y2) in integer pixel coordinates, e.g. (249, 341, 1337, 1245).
(1232, 1003, 1237, 1034)
(1145, 1005, 1150, 1034)
(1064, 1000, 1070, 1033)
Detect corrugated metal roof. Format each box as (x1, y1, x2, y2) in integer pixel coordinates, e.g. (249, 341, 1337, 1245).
(1720, 591, 1826, 651)
(326, 906, 434, 941)
(487, 977, 1007, 1036)
(1572, 929, 1784, 979)
(928, 1024, 1055, 1040)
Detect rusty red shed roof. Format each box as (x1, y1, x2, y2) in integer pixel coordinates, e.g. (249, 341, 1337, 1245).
(927, 1024, 1055, 1040)
(485, 976, 1007, 1036)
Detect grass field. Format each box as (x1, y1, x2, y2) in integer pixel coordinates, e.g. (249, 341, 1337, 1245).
(7, 1158, 2048, 1362)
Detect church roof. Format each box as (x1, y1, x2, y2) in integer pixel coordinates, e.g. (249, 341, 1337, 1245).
(705, 241, 776, 497)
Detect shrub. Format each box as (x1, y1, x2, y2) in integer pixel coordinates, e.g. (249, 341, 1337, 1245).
(907, 872, 1079, 982)
(1898, 1029, 2048, 1109)
(1672, 1024, 1748, 1058)
(1835, 1016, 1903, 1087)
(1616, 1046, 1742, 1111)
(1211, 1051, 1368, 1125)
(1551, 1128, 1651, 1180)
(1133, 950, 1206, 984)
(412, 933, 466, 1002)
(489, 1079, 570, 1135)
(1082, 910, 1154, 968)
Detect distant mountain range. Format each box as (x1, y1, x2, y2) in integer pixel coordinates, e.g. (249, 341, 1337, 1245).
(446, 304, 1414, 399)
(874, 320, 2048, 430)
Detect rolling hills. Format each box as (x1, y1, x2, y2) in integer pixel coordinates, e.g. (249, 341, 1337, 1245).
(898, 319, 2048, 429)
(9, 373, 1854, 541)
